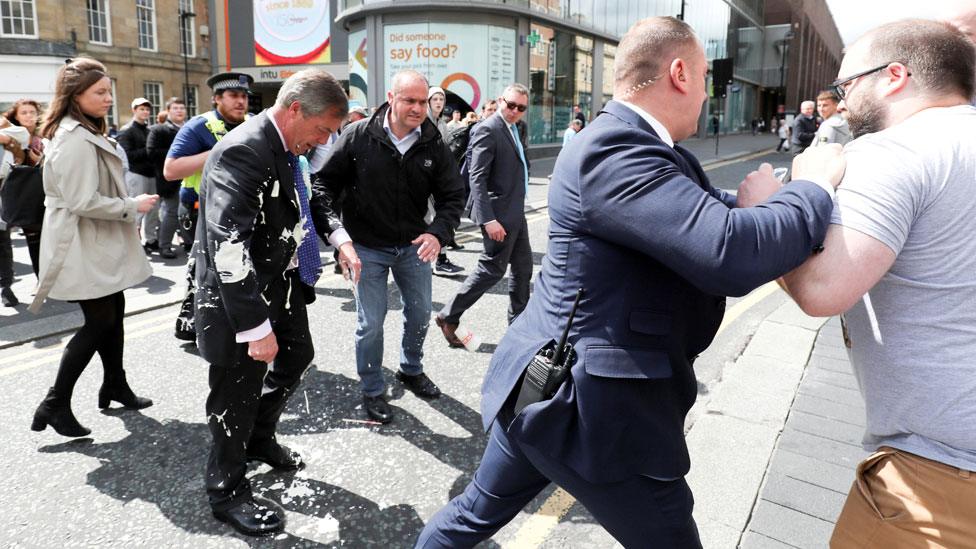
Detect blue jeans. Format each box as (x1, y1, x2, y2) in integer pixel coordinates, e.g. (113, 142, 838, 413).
(354, 243, 432, 396)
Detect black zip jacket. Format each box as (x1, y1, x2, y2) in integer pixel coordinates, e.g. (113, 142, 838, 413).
(117, 120, 154, 177)
(146, 120, 182, 197)
(311, 102, 465, 248)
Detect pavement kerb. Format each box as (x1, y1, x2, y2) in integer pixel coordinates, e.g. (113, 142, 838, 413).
(686, 295, 829, 549)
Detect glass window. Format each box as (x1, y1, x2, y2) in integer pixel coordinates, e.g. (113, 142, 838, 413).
(527, 22, 578, 145)
(179, 0, 195, 57)
(183, 84, 198, 117)
(143, 81, 163, 120)
(86, 0, 111, 45)
(107, 78, 118, 129)
(136, 0, 156, 51)
(602, 43, 616, 109)
(0, 0, 37, 37)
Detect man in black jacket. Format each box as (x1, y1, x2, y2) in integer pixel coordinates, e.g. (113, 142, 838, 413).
(118, 97, 159, 253)
(146, 97, 187, 259)
(790, 100, 819, 154)
(194, 69, 347, 537)
(311, 69, 465, 424)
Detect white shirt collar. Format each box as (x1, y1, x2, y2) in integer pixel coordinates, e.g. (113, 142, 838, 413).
(383, 107, 422, 141)
(267, 109, 290, 154)
(616, 99, 675, 148)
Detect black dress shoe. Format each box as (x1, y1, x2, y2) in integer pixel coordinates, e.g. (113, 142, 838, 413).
(363, 394, 393, 423)
(447, 239, 465, 250)
(143, 240, 159, 255)
(396, 372, 442, 399)
(212, 496, 284, 537)
(159, 247, 178, 259)
(1, 287, 18, 307)
(247, 439, 304, 471)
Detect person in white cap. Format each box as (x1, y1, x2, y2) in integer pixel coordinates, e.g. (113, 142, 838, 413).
(117, 97, 160, 253)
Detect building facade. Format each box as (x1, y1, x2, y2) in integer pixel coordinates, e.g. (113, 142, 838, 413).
(208, 0, 843, 146)
(0, 0, 212, 127)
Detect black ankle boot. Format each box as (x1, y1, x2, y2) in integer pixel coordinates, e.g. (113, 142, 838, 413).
(99, 376, 153, 410)
(31, 388, 91, 437)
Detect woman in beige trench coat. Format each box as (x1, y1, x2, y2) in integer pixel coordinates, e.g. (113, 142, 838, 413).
(30, 58, 159, 437)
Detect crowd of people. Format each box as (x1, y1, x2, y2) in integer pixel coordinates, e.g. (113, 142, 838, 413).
(2, 3, 974, 546)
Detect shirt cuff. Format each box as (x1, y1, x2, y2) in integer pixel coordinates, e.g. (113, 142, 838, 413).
(482, 220, 497, 226)
(236, 319, 271, 343)
(327, 228, 351, 249)
(804, 178, 835, 200)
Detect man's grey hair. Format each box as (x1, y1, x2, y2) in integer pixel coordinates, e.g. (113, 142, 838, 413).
(503, 83, 529, 97)
(391, 70, 429, 96)
(614, 16, 699, 98)
(275, 69, 349, 118)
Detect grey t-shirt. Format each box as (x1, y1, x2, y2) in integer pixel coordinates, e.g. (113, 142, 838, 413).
(832, 105, 976, 471)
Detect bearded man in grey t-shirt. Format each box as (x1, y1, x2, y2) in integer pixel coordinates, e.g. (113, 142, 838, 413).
(775, 19, 976, 547)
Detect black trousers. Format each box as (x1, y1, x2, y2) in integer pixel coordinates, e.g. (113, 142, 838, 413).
(439, 216, 532, 325)
(0, 229, 12, 288)
(204, 271, 314, 511)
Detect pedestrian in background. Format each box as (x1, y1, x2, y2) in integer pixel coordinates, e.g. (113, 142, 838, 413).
(790, 100, 818, 153)
(311, 70, 465, 424)
(782, 19, 976, 547)
(146, 97, 187, 259)
(118, 97, 160, 254)
(427, 86, 464, 274)
(0, 98, 45, 306)
(562, 118, 582, 145)
(164, 72, 252, 342)
(435, 83, 534, 347)
(29, 58, 158, 438)
(776, 117, 791, 152)
(811, 90, 851, 147)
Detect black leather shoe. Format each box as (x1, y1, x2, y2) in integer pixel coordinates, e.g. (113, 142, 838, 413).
(159, 247, 178, 259)
(247, 439, 304, 471)
(396, 372, 441, 399)
(1, 287, 18, 307)
(143, 240, 159, 255)
(447, 240, 465, 250)
(212, 496, 284, 537)
(363, 394, 393, 423)
(435, 257, 465, 274)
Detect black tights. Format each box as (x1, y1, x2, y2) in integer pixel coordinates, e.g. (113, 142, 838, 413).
(51, 292, 126, 403)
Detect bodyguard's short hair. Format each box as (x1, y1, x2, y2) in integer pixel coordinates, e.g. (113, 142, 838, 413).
(275, 69, 349, 118)
(614, 16, 698, 98)
(863, 19, 975, 100)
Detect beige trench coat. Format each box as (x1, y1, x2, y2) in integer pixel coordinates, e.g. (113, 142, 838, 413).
(29, 116, 151, 312)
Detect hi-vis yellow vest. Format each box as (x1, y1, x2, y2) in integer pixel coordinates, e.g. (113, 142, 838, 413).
(180, 110, 250, 193)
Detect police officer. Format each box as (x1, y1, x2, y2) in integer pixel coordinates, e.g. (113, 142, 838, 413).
(164, 72, 252, 341)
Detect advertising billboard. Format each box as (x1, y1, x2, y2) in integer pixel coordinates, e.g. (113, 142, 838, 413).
(384, 23, 515, 112)
(254, 0, 331, 66)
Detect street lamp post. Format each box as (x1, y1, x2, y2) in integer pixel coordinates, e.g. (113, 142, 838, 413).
(779, 30, 795, 111)
(179, 8, 195, 108)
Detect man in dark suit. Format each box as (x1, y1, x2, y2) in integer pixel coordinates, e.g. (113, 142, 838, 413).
(193, 69, 347, 537)
(416, 17, 845, 547)
(435, 83, 533, 346)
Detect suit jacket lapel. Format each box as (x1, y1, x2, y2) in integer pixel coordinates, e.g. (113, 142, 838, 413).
(259, 113, 299, 212)
(493, 115, 519, 157)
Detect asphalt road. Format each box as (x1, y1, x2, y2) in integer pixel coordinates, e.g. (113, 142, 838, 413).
(0, 150, 790, 548)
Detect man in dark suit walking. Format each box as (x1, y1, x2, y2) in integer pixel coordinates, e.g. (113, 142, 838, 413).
(435, 83, 533, 346)
(193, 69, 347, 537)
(417, 17, 845, 547)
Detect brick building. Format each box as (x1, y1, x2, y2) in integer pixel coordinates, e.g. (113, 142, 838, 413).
(0, 0, 211, 127)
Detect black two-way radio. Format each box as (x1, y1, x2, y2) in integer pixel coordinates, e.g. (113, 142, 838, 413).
(512, 288, 583, 417)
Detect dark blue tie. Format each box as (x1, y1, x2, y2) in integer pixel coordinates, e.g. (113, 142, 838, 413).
(287, 152, 321, 286)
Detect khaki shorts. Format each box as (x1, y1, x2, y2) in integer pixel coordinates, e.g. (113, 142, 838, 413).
(830, 446, 976, 548)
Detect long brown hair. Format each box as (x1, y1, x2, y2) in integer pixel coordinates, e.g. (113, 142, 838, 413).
(40, 58, 110, 139)
(3, 99, 42, 134)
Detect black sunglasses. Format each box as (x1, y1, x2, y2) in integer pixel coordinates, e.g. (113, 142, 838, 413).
(830, 62, 910, 100)
(499, 98, 528, 112)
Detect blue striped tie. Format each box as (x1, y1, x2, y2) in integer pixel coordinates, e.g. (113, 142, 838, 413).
(287, 152, 322, 286)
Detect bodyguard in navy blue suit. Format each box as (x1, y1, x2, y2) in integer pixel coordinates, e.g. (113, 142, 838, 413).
(417, 17, 847, 548)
